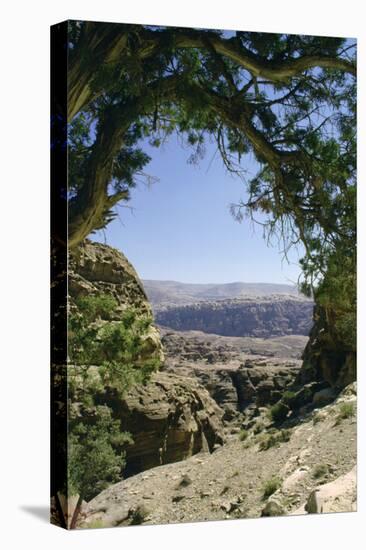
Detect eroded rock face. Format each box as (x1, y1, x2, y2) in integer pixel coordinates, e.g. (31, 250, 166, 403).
(68, 240, 163, 362)
(155, 297, 313, 338)
(68, 242, 225, 476)
(108, 371, 225, 477)
(297, 304, 356, 390)
(164, 359, 301, 418)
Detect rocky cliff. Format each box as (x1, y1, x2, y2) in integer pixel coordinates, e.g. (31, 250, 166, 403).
(68, 241, 225, 476)
(69, 240, 163, 361)
(155, 297, 313, 338)
(109, 371, 225, 477)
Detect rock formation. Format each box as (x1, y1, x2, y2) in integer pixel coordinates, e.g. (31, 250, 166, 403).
(154, 297, 313, 338)
(68, 241, 225, 478)
(109, 371, 225, 477)
(68, 240, 163, 362)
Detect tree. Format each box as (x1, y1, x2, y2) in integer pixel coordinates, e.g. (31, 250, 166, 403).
(64, 22, 356, 362)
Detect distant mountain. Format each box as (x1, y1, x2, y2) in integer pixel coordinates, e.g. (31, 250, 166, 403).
(142, 279, 305, 308)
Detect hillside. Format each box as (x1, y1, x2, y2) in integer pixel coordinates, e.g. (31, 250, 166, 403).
(143, 279, 304, 307)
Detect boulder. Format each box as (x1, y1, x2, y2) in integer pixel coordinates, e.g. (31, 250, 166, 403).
(312, 387, 337, 407)
(305, 466, 356, 514)
(261, 497, 285, 517)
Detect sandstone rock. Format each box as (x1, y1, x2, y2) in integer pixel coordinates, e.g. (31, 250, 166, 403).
(282, 467, 309, 492)
(305, 466, 356, 514)
(115, 371, 225, 476)
(261, 497, 285, 517)
(312, 387, 337, 407)
(155, 297, 313, 338)
(164, 355, 301, 414)
(69, 240, 163, 363)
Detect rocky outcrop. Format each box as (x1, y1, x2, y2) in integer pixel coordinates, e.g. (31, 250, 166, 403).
(304, 466, 356, 514)
(161, 330, 303, 417)
(164, 359, 301, 419)
(113, 372, 225, 476)
(297, 304, 356, 390)
(155, 297, 313, 338)
(68, 240, 163, 361)
(67, 242, 225, 476)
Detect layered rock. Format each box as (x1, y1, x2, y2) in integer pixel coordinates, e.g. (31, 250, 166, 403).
(68, 240, 163, 361)
(111, 371, 225, 476)
(161, 329, 304, 417)
(155, 297, 313, 338)
(163, 359, 301, 418)
(67, 242, 225, 476)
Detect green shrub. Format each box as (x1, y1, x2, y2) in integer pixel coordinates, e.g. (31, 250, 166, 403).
(262, 477, 282, 499)
(258, 429, 291, 451)
(313, 464, 329, 479)
(337, 402, 355, 420)
(239, 429, 249, 441)
(269, 401, 289, 423)
(253, 421, 265, 435)
(258, 434, 277, 451)
(282, 391, 296, 407)
(67, 294, 161, 501)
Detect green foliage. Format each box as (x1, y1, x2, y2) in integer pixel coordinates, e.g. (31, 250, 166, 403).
(282, 391, 296, 408)
(258, 429, 291, 451)
(262, 476, 282, 499)
(68, 294, 160, 393)
(67, 293, 161, 500)
(68, 407, 132, 501)
(312, 464, 329, 479)
(269, 401, 290, 423)
(239, 429, 249, 441)
(253, 420, 265, 435)
(68, 24, 356, 384)
(337, 402, 355, 420)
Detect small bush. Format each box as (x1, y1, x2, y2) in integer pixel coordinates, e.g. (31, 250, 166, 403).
(337, 402, 355, 420)
(258, 429, 291, 451)
(258, 434, 277, 451)
(239, 429, 249, 441)
(269, 401, 290, 423)
(130, 505, 150, 525)
(282, 391, 296, 407)
(262, 477, 282, 499)
(313, 464, 329, 479)
(279, 429, 291, 442)
(253, 421, 265, 435)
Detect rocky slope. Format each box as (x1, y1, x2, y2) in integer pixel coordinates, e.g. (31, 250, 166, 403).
(154, 297, 313, 338)
(79, 383, 356, 528)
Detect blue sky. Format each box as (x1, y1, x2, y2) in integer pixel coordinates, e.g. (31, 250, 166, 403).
(92, 135, 303, 285)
